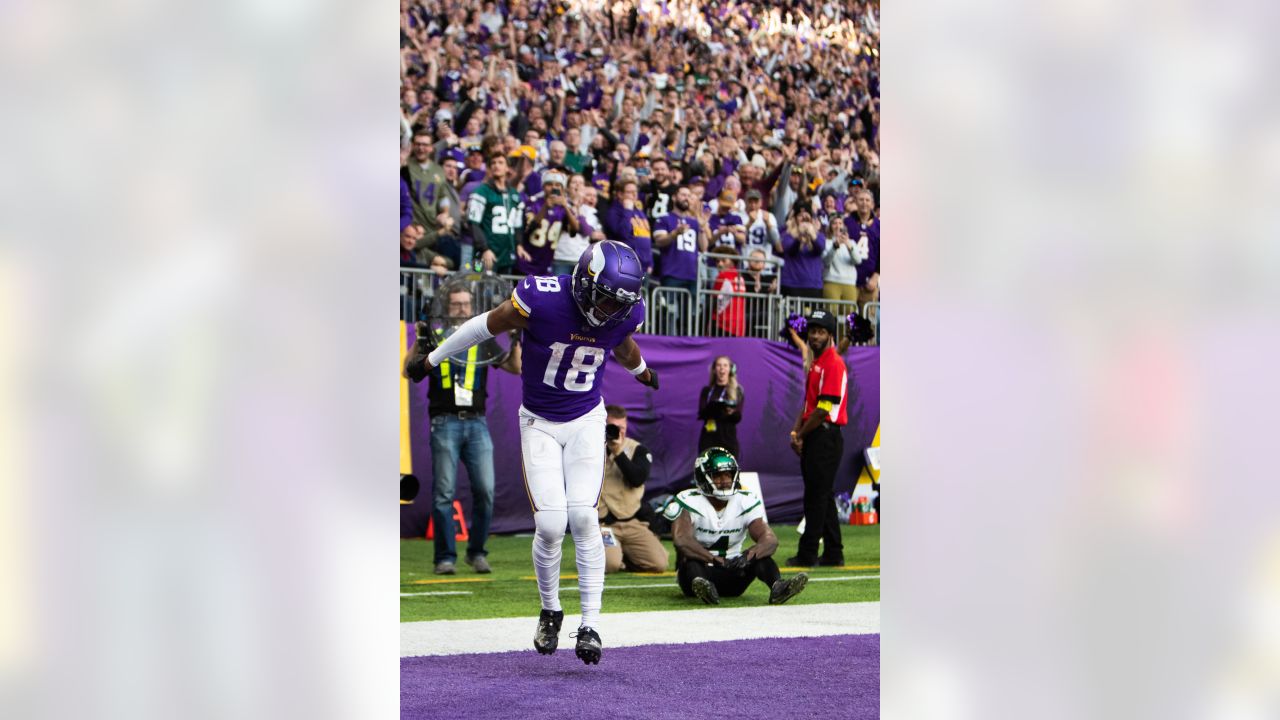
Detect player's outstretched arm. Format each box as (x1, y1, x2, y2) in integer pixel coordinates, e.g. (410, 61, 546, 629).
(425, 300, 529, 369)
(613, 334, 658, 389)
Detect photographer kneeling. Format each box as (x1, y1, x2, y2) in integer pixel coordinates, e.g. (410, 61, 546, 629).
(600, 405, 670, 573)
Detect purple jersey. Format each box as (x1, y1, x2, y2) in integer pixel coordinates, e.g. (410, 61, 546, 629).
(510, 274, 646, 422)
(708, 210, 745, 251)
(654, 213, 702, 281)
(516, 201, 572, 275)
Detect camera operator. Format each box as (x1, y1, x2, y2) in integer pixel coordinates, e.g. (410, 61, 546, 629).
(599, 405, 669, 574)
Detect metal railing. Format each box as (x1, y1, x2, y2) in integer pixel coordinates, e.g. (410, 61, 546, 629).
(399, 264, 879, 345)
(646, 286, 694, 336)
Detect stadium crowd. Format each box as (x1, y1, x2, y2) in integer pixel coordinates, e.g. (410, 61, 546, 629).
(400, 0, 880, 320)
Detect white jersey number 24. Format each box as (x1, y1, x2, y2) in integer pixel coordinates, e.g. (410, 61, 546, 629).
(543, 342, 604, 392)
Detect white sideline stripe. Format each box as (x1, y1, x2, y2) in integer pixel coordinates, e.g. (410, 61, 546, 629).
(401, 591, 475, 597)
(401, 601, 879, 657)
(558, 575, 880, 592)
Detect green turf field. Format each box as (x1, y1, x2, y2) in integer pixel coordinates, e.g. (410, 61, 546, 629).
(401, 523, 879, 622)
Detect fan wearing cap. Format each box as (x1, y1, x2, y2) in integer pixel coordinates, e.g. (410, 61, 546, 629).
(516, 171, 582, 276)
(786, 309, 849, 568)
(743, 188, 780, 261)
(662, 447, 809, 606)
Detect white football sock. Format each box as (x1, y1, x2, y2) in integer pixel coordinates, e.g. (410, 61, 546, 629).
(532, 509, 567, 612)
(567, 506, 605, 630)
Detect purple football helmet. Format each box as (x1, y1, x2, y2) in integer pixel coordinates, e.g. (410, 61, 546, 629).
(571, 240, 646, 328)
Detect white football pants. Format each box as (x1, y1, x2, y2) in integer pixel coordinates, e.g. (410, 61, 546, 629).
(519, 401, 607, 630)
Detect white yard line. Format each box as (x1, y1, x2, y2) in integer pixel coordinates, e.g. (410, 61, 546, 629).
(401, 591, 475, 597)
(401, 601, 879, 657)
(556, 575, 880, 592)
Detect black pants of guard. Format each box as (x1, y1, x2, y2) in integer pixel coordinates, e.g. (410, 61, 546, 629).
(797, 423, 845, 563)
(677, 554, 782, 597)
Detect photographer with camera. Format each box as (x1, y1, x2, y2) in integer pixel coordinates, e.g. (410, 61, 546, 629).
(664, 447, 808, 606)
(599, 405, 669, 574)
(697, 356, 744, 458)
(515, 171, 582, 276)
(402, 282, 522, 575)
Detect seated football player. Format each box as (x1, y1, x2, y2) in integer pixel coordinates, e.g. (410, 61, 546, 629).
(663, 447, 809, 605)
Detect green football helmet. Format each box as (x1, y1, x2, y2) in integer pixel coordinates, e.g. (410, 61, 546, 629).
(694, 447, 740, 500)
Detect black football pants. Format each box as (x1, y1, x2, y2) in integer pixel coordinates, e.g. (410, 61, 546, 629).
(797, 423, 845, 561)
(677, 555, 782, 597)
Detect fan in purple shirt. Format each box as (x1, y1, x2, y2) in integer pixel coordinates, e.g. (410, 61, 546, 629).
(603, 178, 654, 274)
(652, 186, 707, 289)
(516, 172, 583, 275)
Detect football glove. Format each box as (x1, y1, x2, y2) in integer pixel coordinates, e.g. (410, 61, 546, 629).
(724, 554, 752, 574)
(638, 367, 659, 390)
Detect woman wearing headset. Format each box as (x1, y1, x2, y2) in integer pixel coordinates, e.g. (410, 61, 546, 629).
(697, 356, 744, 458)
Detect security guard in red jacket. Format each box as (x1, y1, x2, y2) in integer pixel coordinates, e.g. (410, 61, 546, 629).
(787, 309, 850, 567)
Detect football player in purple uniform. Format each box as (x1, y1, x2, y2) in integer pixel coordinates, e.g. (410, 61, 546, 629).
(404, 240, 658, 666)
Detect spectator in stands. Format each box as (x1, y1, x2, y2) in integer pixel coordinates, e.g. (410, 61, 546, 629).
(644, 157, 679, 223)
(844, 187, 881, 308)
(652, 185, 706, 294)
(401, 282, 521, 575)
(664, 447, 808, 606)
(400, 178, 414, 232)
(777, 205, 827, 299)
(466, 149, 524, 273)
(742, 189, 779, 262)
(822, 217, 865, 308)
(709, 247, 746, 337)
(604, 178, 654, 275)
(429, 148, 466, 268)
(516, 171, 580, 276)
(550, 174, 594, 276)
(708, 189, 746, 254)
(697, 356, 744, 458)
(600, 405, 669, 574)
(403, 129, 448, 265)
(400, 0, 881, 289)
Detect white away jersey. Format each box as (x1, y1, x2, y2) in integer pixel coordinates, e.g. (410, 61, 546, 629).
(662, 488, 765, 560)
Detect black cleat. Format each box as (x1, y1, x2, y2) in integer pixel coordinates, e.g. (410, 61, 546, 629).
(533, 609, 564, 655)
(784, 556, 817, 568)
(692, 576, 720, 605)
(769, 573, 809, 605)
(571, 626, 602, 665)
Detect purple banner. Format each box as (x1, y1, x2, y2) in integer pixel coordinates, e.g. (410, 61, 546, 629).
(401, 335, 879, 536)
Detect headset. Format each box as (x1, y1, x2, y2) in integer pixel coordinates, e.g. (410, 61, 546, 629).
(709, 356, 738, 377)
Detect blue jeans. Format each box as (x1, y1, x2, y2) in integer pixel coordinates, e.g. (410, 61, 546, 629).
(429, 415, 495, 563)
(551, 260, 577, 276)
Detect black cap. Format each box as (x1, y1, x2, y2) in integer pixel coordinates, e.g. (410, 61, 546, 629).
(806, 309, 837, 336)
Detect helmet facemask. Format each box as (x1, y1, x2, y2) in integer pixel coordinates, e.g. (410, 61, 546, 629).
(694, 447, 740, 500)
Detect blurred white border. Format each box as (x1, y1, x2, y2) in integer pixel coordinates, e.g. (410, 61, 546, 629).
(1, 1, 396, 718)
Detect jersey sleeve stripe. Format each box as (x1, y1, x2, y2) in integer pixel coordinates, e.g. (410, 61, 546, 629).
(674, 497, 705, 518)
(511, 288, 532, 317)
(736, 501, 762, 517)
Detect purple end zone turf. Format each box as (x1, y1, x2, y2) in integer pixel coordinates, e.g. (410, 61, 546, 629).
(402, 634, 879, 720)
